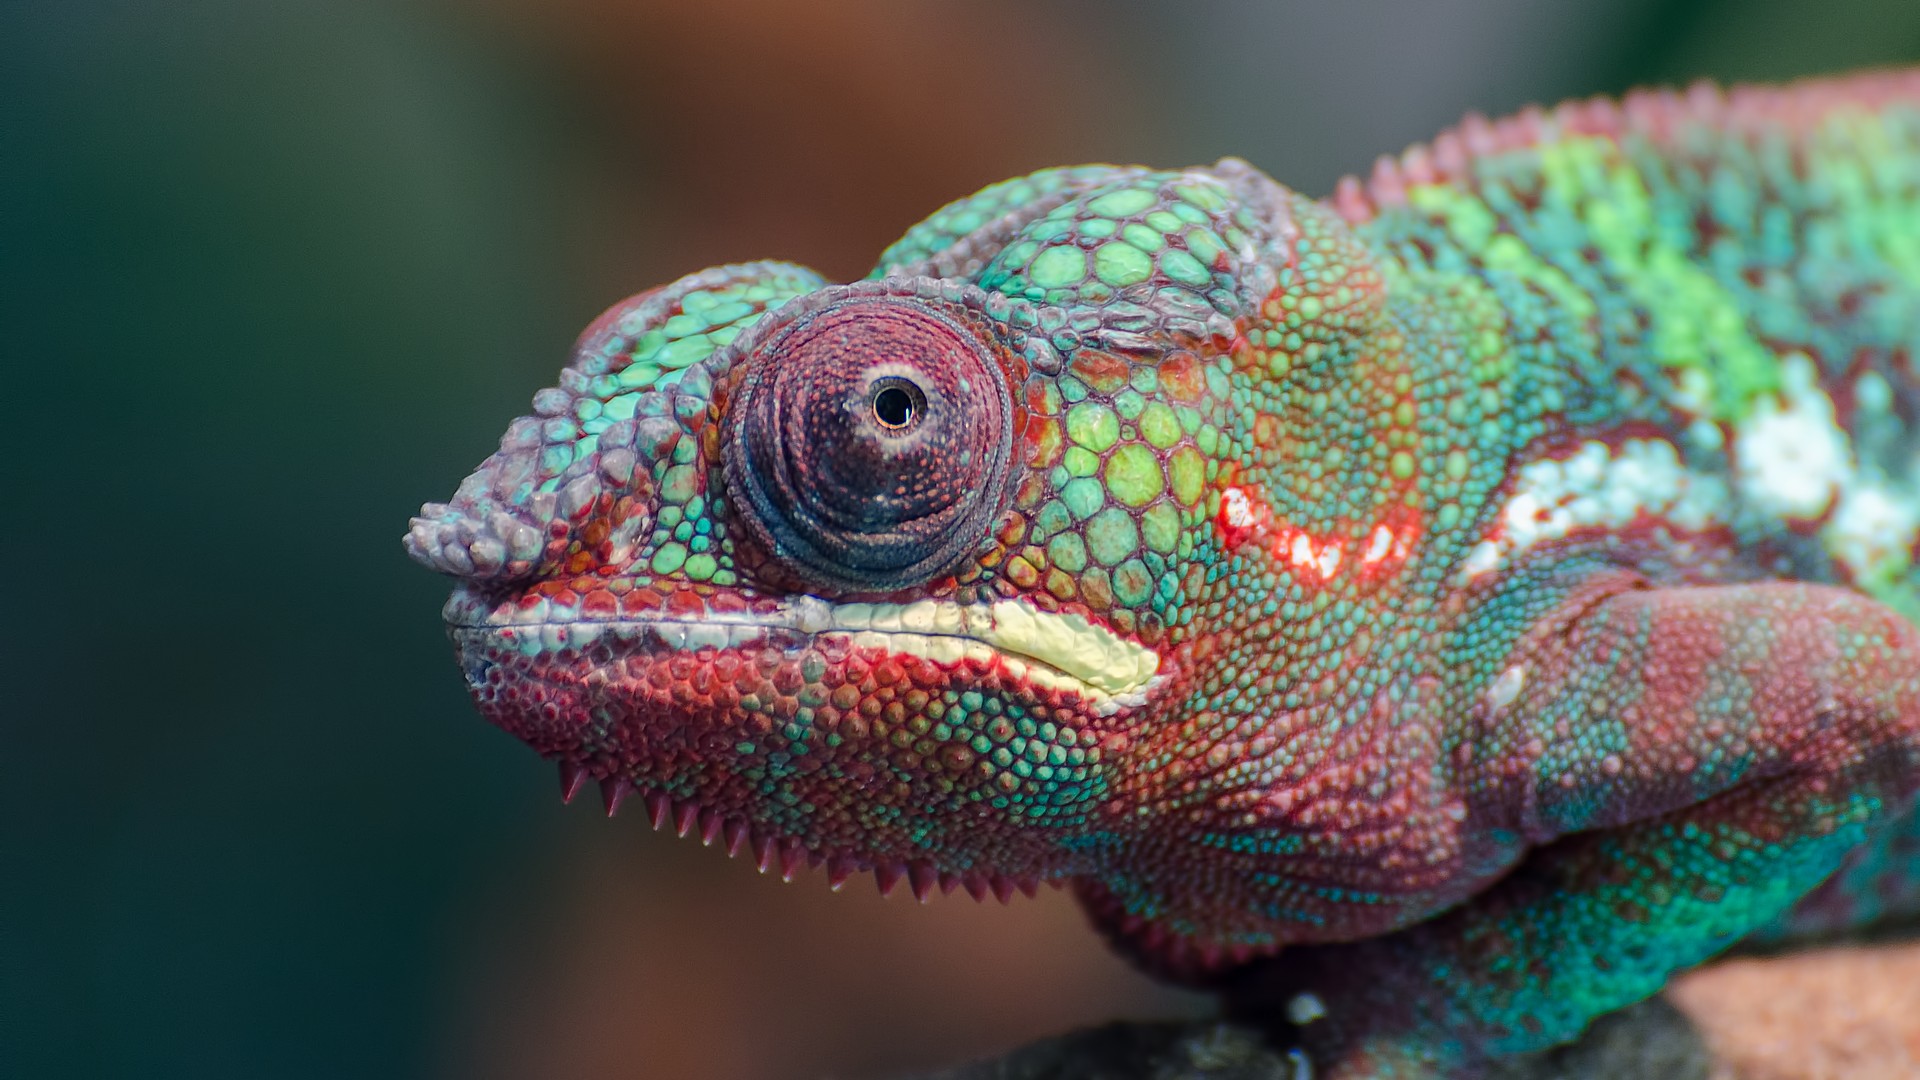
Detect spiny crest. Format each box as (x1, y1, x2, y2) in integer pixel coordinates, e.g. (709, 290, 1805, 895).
(1332, 69, 1920, 223)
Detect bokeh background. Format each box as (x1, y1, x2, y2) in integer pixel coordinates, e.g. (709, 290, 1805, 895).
(7, 2, 1919, 1077)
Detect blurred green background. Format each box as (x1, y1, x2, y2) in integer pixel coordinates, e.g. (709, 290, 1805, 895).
(6, 2, 1918, 1077)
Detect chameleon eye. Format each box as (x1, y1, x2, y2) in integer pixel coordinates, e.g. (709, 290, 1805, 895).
(723, 297, 1015, 592)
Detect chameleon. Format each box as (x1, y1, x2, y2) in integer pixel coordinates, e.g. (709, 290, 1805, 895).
(407, 71, 1920, 1077)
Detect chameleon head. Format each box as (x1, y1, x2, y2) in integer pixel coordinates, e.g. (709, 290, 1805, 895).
(405, 259, 1188, 895)
(407, 165, 1403, 960)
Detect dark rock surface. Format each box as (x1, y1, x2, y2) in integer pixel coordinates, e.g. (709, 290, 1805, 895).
(916, 942, 1920, 1080)
(918, 1000, 1706, 1080)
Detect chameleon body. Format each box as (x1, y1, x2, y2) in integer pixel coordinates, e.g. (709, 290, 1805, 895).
(409, 72, 1920, 1077)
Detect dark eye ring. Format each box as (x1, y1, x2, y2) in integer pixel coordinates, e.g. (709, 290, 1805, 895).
(869, 376, 926, 432)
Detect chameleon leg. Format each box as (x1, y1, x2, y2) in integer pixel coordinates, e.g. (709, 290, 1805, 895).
(1761, 798, 1920, 939)
(1233, 777, 1914, 1078)
(1229, 581, 1920, 1078)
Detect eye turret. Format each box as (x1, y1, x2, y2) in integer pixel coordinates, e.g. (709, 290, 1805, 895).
(723, 297, 1015, 593)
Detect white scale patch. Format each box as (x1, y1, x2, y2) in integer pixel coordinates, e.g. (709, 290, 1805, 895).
(1738, 356, 1920, 583)
(1462, 437, 1730, 579)
(1487, 664, 1527, 710)
(1464, 355, 1920, 586)
(1823, 368, 1920, 583)
(1828, 482, 1920, 574)
(1734, 354, 1850, 520)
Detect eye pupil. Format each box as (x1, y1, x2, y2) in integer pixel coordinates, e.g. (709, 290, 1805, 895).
(871, 380, 923, 430)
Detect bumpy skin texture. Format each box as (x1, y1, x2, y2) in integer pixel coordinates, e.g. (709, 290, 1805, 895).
(409, 72, 1920, 1078)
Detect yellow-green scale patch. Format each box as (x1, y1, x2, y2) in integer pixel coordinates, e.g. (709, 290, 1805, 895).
(1541, 136, 1780, 422)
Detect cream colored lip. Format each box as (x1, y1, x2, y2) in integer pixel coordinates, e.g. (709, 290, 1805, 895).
(466, 592, 1161, 712)
(823, 599, 1162, 711)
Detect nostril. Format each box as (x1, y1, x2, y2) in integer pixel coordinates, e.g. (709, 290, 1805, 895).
(462, 653, 496, 687)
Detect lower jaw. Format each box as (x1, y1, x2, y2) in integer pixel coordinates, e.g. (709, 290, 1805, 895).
(452, 616, 1149, 719)
(447, 624, 1102, 900)
(554, 754, 1054, 903)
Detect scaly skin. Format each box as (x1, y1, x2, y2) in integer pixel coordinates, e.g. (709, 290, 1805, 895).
(408, 71, 1920, 1077)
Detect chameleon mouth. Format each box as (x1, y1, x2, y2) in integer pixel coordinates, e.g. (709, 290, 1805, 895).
(447, 586, 1140, 899)
(446, 588, 1163, 713)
